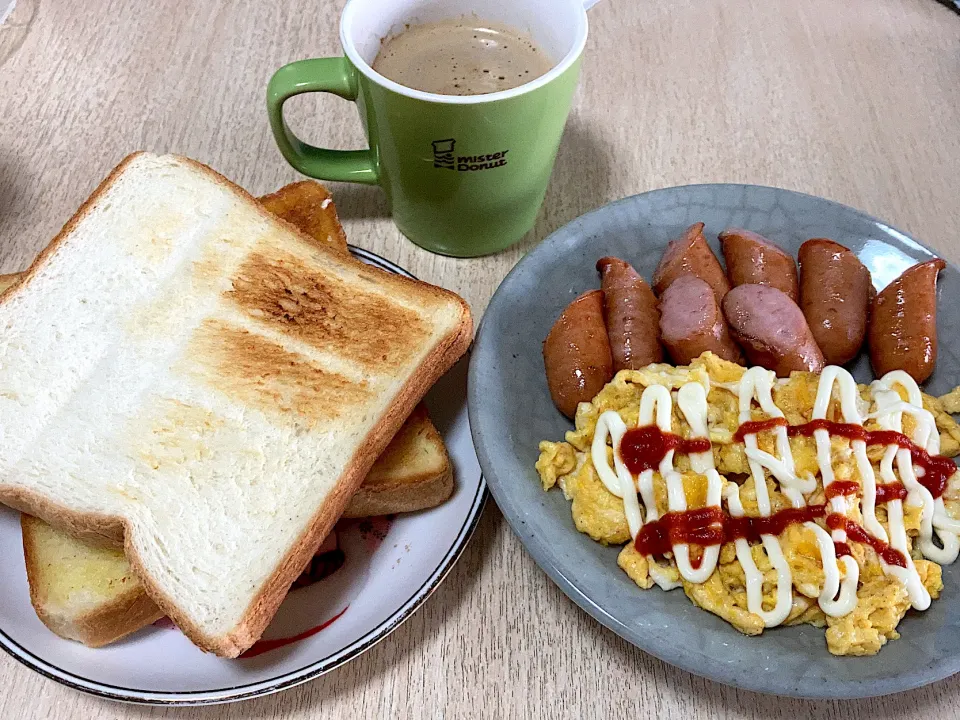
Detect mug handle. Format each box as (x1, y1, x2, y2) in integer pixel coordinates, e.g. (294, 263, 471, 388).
(267, 58, 379, 185)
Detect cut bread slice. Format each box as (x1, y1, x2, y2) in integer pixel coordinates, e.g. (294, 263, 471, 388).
(346, 403, 453, 517)
(21, 515, 165, 647)
(0, 153, 472, 657)
(21, 403, 452, 648)
(259, 181, 348, 254)
(14, 180, 455, 648)
(21, 402, 451, 647)
(4, 180, 455, 519)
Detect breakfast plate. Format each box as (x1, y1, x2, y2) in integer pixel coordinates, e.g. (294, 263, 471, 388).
(468, 184, 960, 699)
(0, 247, 486, 705)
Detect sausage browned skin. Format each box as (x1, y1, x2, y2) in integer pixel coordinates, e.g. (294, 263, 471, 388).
(659, 275, 743, 365)
(722, 284, 825, 376)
(596, 257, 663, 371)
(798, 238, 873, 366)
(652, 222, 731, 303)
(543, 290, 615, 418)
(868, 258, 945, 383)
(719, 228, 799, 301)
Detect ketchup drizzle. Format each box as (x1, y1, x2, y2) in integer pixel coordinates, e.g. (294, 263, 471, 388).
(617, 416, 955, 572)
(787, 419, 867, 442)
(620, 425, 711, 475)
(875, 482, 908, 504)
(826, 514, 906, 568)
(785, 420, 956, 500)
(834, 541, 853, 558)
(634, 504, 908, 568)
(824, 481, 859, 500)
(635, 505, 826, 557)
(865, 430, 957, 499)
(733, 417, 788, 442)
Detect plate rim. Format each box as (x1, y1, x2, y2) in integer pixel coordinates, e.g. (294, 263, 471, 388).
(0, 246, 488, 706)
(468, 183, 958, 700)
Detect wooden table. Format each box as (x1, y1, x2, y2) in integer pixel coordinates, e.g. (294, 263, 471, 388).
(1, 0, 959, 716)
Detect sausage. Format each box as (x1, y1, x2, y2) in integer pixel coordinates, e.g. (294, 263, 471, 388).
(658, 275, 742, 365)
(722, 284, 825, 376)
(652, 222, 731, 303)
(868, 258, 945, 383)
(543, 290, 615, 418)
(719, 228, 799, 301)
(596, 257, 663, 371)
(797, 238, 873, 366)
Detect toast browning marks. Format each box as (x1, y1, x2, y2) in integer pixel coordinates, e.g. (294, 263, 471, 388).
(16, 180, 455, 649)
(0, 153, 472, 656)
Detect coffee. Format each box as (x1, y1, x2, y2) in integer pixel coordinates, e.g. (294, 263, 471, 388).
(372, 18, 553, 96)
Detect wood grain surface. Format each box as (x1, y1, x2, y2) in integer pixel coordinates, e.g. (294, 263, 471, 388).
(1, 0, 959, 717)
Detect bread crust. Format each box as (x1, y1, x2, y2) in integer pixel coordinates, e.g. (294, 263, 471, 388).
(0, 153, 473, 657)
(344, 405, 454, 517)
(258, 181, 349, 254)
(342, 464, 454, 518)
(21, 515, 165, 648)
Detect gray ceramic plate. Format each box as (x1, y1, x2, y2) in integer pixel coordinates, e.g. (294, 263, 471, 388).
(468, 184, 960, 699)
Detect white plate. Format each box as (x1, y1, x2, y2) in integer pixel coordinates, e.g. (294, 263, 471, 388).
(0, 248, 485, 705)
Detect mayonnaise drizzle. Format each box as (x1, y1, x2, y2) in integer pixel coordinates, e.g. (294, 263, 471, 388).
(728, 367, 795, 626)
(589, 364, 960, 625)
(872, 372, 959, 570)
(808, 367, 859, 616)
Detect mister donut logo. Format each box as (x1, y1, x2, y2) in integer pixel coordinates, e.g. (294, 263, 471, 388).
(432, 138, 509, 172)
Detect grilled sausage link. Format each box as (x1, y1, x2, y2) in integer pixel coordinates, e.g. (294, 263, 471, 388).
(868, 258, 945, 383)
(597, 256, 663, 371)
(543, 290, 614, 418)
(652, 222, 730, 303)
(719, 228, 799, 301)
(722, 284, 825, 376)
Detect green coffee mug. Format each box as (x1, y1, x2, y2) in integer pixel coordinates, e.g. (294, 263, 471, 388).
(267, 0, 588, 257)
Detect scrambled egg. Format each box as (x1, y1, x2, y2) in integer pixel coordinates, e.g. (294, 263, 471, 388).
(537, 353, 960, 656)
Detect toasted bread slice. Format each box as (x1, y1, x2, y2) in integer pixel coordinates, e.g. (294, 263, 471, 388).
(0, 273, 20, 293)
(259, 181, 349, 254)
(4, 180, 455, 517)
(0, 153, 472, 656)
(21, 404, 452, 647)
(346, 403, 453, 517)
(16, 180, 454, 649)
(21, 515, 165, 647)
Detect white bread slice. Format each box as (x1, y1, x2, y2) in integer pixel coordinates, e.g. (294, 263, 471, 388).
(15, 182, 453, 649)
(20, 404, 453, 648)
(0, 153, 472, 657)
